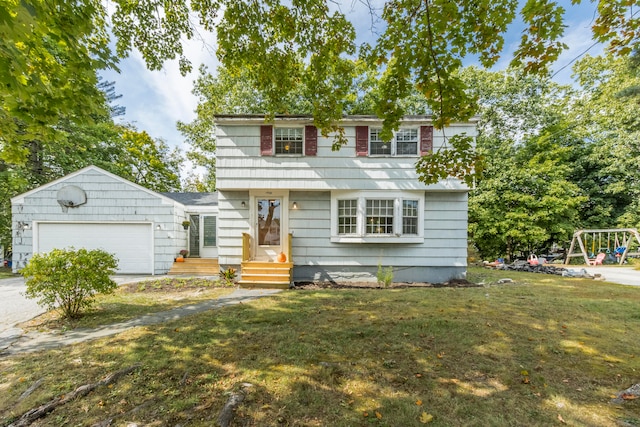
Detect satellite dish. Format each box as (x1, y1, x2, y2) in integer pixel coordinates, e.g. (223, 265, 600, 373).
(57, 185, 87, 212)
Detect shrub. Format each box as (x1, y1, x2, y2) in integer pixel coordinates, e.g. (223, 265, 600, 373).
(21, 248, 118, 319)
(377, 263, 394, 288)
(220, 266, 237, 286)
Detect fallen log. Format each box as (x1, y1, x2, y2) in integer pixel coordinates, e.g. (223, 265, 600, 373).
(8, 364, 141, 427)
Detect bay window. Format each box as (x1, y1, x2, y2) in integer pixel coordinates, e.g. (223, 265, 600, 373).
(332, 191, 424, 243)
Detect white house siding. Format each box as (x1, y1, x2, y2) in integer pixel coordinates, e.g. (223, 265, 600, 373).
(216, 120, 476, 192)
(11, 167, 187, 274)
(216, 190, 250, 267)
(215, 116, 474, 283)
(288, 191, 467, 283)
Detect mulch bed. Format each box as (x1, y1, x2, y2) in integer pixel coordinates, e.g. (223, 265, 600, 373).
(292, 278, 481, 290)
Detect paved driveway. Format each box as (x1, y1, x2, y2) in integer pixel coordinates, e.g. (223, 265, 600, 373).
(0, 276, 44, 338)
(581, 266, 640, 287)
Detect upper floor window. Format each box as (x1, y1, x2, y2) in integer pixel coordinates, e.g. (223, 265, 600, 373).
(356, 125, 431, 158)
(261, 125, 318, 156)
(369, 128, 418, 156)
(275, 127, 303, 154)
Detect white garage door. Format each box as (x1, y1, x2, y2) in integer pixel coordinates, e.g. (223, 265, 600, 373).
(37, 223, 153, 274)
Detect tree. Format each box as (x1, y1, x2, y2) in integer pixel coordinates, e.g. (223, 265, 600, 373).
(0, 0, 640, 183)
(464, 67, 586, 260)
(4, 0, 639, 182)
(569, 53, 640, 228)
(21, 248, 118, 319)
(0, 1, 116, 164)
(113, 128, 183, 192)
(110, 0, 639, 183)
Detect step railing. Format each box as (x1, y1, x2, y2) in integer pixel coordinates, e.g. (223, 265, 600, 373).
(241, 232, 293, 263)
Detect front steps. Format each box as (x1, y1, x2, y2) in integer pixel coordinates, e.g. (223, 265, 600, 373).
(168, 258, 219, 276)
(238, 261, 293, 289)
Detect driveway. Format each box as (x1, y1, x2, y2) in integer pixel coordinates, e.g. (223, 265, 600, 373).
(0, 276, 44, 340)
(581, 266, 640, 287)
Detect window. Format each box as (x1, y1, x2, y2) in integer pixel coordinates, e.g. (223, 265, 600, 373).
(369, 128, 391, 155)
(332, 192, 423, 243)
(275, 127, 303, 154)
(338, 199, 358, 234)
(366, 199, 394, 234)
(402, 200, 419, 235)
(396, 129, 418, 155)
(369, 127, 418, 156)
(203, 216, 217, 247)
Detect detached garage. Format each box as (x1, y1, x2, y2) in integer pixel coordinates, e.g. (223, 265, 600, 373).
(10, 165, 204, 275)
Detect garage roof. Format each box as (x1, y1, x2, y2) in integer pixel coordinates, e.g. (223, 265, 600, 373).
(161, 192, 218, 206)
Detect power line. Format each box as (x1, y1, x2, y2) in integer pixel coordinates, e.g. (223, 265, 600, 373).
(550, 40, 600, 79)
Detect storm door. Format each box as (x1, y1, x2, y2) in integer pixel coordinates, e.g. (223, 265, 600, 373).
(189, 214, 200, 257)
(255, 198, 282, 260)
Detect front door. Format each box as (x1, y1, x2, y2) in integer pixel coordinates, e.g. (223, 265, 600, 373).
(189, 214, 200, 257)
(255, 198, 282, 260)
(187, 214, 218, 258)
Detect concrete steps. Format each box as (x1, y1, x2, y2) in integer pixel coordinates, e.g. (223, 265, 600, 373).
(168, 258, 219, 276)
(238, 261, 292, 289)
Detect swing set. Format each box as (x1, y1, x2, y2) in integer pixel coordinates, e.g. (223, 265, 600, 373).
(565, 228, 640, 265)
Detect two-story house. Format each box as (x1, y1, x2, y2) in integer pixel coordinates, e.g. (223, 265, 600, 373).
(10, 114, 477, 287)
(215, 115, 477, 286)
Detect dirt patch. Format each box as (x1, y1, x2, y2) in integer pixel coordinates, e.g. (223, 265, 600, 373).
(122, 277, 224, 293)
(293, 278, 480, 290)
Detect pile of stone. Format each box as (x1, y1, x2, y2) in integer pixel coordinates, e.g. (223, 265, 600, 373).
(485, 261, 601, 279)
(494, 261, 568, 275)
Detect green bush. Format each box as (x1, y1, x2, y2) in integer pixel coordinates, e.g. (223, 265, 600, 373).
(220, 266, 237, 286)
(21, 248, 118, 319)
(376, 263, 394, 288)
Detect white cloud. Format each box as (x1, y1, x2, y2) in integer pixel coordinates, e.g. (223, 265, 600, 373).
(99, 23, 217, 149)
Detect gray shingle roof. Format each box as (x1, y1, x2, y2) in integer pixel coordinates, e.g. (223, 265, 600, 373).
(161, 192, 218, 206)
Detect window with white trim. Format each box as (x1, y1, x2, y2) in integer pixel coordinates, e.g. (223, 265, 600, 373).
(275, 127, 303, 154)
(332, 192, 424, 243)
(338, 199, 358, 234)
(366, 199, 394, 234)
(402, 200, 419, 235)
(369, 127, 418, 156)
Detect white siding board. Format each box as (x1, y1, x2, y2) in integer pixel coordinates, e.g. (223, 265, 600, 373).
(217, 122, 473, 192)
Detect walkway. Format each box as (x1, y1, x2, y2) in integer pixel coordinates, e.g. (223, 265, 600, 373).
(0, 288, 281, 357)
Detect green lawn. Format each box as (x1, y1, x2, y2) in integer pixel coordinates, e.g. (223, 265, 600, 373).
(1, 268, 639, 426)
(21, 277, 236, 331)
(0, 267, 16, 279)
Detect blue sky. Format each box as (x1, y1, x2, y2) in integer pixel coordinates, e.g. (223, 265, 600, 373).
(99, 2, 603, 153)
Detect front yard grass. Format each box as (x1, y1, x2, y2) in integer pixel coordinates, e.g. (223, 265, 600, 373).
(0, 267, 16, 279)
(1, 267, 639, 426)
(20, 277, 235, 331)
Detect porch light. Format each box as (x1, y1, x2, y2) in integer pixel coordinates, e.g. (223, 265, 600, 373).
(241, 201, 246, 208)
(156, 224, 162, 230)
(292, 201, 298, 209)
